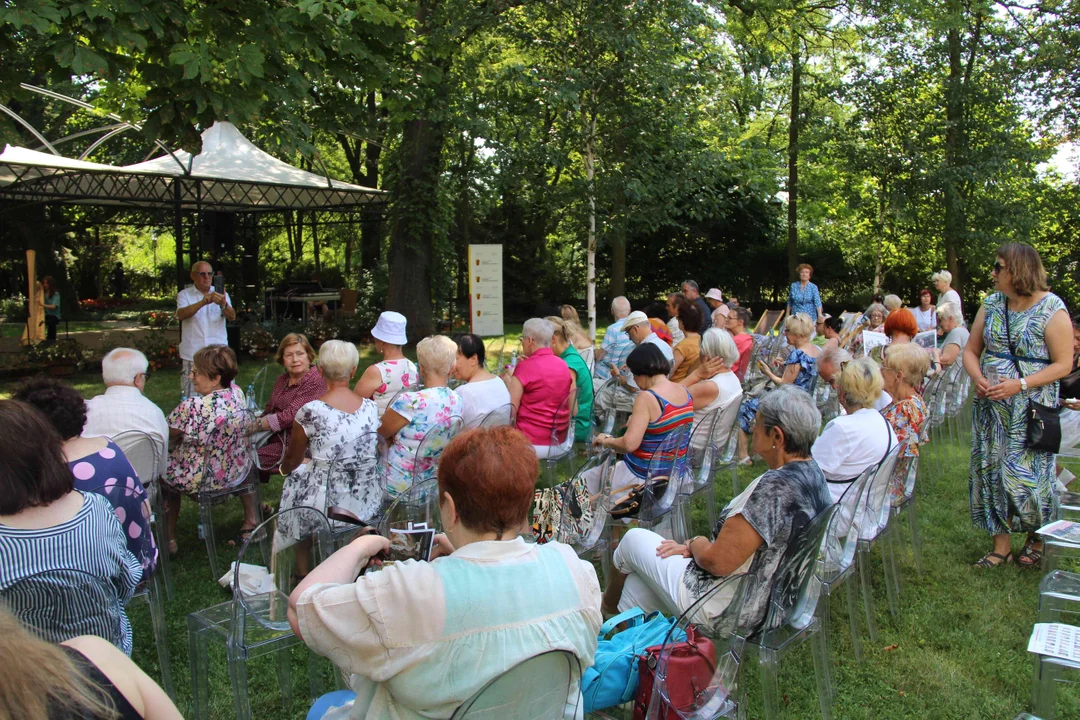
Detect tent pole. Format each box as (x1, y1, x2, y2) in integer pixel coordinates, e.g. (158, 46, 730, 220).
(174, 181, 184, 291)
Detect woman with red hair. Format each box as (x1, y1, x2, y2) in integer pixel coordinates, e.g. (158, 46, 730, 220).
(883, 307, 919, 344)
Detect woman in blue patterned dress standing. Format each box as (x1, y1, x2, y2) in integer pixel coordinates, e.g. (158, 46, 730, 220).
(964, 244, 1073, 568)
(787, 263, 825, 325)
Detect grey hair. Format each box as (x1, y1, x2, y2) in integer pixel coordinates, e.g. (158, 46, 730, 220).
(883, 294, 902, 312)
(701, 327, 739, 367)
(416, 335, 457, 377)
(317, 340, 359, 382)
(611, 296, 631, 318)
(682, 280, 700, 292)
(937, 301, 963, 325)
(101, 348, 149, 386)
(756, 385, 821, 457)
(522, 318, 554, 347)
(864, 303, 887, 320)
(932, 270, 952, 285)
(819, 345, 853, 370)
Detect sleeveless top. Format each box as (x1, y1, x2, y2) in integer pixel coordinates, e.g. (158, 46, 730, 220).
(624, 389, 694, 479)
(371, 358, 419, 416)
(52, 645, 143, 719)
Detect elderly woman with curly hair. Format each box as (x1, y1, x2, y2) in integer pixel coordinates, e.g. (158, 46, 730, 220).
(787, 263, 825, 324)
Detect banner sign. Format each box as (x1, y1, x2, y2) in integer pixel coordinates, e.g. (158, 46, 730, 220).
(468, 244, 504, 336)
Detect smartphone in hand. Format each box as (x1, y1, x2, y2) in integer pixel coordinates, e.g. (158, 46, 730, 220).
(213, 273, 224, 295)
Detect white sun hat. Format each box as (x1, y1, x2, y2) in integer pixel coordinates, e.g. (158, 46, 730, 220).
(371, 311, 408, 345)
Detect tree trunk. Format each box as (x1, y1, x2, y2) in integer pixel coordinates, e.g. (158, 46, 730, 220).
(787, 48, 801, 282)
(873, 178, 887, 293)
(943, 10, 965, 295)
(584, 109, 598, 340)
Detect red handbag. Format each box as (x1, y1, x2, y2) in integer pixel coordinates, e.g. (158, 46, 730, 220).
(632, 624, 717, 720)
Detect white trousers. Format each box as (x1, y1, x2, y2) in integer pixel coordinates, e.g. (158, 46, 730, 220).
(533, 432, 575, 460)
(612, 528, 690, 616)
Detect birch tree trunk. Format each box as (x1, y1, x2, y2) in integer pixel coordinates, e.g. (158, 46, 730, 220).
(584, 108, 597, 341)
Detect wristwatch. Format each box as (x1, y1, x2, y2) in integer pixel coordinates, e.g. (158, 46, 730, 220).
(1020, 377, 1029, 392)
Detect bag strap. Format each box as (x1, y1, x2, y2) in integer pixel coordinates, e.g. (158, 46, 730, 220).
(1003, 297, 1025, 381)
(599, 607, 646, 637)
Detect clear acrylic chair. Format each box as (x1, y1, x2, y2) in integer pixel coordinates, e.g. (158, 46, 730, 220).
(635, 425, 692, 533)
(1029, 620, 1080, 720)
(411, 415, 465, 487)
(475, 402, 514, 429)
(319, 430, 383, 548)
(644, 572, 750, 719)
(557, 449, 616, 578)
(380, 475, 443, 534)
(112, 428, 173, 597)
(192, 411, 262, 581)
(1, 567, 126, 649)
(677, 401, 741, 540)
(451, 649, 583, 719)
(252, 363, 273, 409)
(540, 391, 577, 487)
(738, 504, 840, 720)
(485, 337, 507, 373)
(187, 507, 333, 720)
(889, 451, 924, 577)
(87, 479, 175, 698)
(855, 445, 904, 639)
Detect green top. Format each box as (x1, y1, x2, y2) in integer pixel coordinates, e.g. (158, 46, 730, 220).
(43, 292, 61, 319)
(559, 344, 594, 442)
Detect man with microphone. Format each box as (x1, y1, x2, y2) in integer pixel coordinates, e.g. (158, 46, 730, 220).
(176, 260, 235, 396)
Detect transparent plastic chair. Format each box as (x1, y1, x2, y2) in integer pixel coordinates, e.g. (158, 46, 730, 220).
(676, 402, 740, 541)
(475, 402, 514, 429)
(1, 566, 126, 650)
(451, 649, 583, 719)
(556, 450, 616, 579)
(186, 507, 333, 720)
(854, 444, 904, 640)
(634, 425, 692, 532)
(111, 429, 173, 598)
(540, 390, 577, 488)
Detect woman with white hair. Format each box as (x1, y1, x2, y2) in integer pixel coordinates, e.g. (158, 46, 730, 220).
(812, 357, 896, 503)
(278, 340, 381, 559)
(936, 302, 969, 367)
(503, 318, 573, 459)
(680, 328, 744, 453)
(601, 385, 831, 632)
(863, 303, 887, 333)
(933, 270, 962, 317)
(379, 335, 463, 494)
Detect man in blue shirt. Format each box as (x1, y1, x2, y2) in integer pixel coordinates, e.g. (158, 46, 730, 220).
(593, 296, 634, 388)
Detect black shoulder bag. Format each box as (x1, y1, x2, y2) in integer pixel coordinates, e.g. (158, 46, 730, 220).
(1004, 298, 1061, 453)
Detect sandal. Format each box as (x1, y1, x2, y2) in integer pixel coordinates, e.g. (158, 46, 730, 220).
(227, 524, 260, 547)
(973, 551, 1014, 568)
(1018, 536, 1044, 568)
(167, 539, 178, 557)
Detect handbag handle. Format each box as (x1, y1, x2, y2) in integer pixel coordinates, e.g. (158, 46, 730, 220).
(1003, 297, 1025, 384)
(599, 607, 646, 637)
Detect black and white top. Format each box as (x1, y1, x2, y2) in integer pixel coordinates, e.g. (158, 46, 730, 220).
(277, 399, 382, 540)
(0, 492, 142, 655)
(680, 459, 831, 631)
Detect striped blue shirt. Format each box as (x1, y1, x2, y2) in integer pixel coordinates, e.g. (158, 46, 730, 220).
(0, 492, 142, 655)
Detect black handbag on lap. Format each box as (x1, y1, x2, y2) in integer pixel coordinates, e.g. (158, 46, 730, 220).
(1004, 299, 1061, 453)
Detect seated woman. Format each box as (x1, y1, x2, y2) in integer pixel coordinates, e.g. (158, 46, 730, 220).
(289, 426, 601, 719)
(812, 357, 897, 503)
(163, 344, 257, 552)
(379, 335, 463, 495)
(247, 333, 326, 475)
(602, 386, 831, 633)
(548, 316, 595, 443)
(354, 311, 419, 416)
(666, 293, 686, 346)
(589, 343, 694, 499)
(864, 303, 887, 334)
(560, 304, 595, 352)
(503, 318, 574, 460)
(936, 301, 969, 368)
(451, 333, 511, 427)
(736, 313, 819, 464)
(0, 400, 142, 656)
(670, 298, 702, 383)
(880, 343, 930, 501)
(679, 328, 744, 456)
(13, 378, 157, 577)
(278, 341, 381, 569)
(0, 606, 183, 720)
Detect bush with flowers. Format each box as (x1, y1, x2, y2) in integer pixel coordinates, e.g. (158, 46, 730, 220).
(28, 339, 95, 370)
(133, 332, 180, 370)
(241, 325, 277, 357)
(141, 310, 175, 329)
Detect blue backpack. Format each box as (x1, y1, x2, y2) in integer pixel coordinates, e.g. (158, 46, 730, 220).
(582, 608, 687, 713)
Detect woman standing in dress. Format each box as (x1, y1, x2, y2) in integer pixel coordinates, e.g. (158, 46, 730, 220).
(787, 263, 825, 325)
(963, 244, 1073, 568)
(278, 340, 380, 574)
(913, 289, 938, 332)
(354, 312, 418, 416)
(934, 270, 963, 318)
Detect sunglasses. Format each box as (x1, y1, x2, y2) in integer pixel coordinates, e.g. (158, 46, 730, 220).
(195, 271, 214, 277)
(993, 261, 1004, 274)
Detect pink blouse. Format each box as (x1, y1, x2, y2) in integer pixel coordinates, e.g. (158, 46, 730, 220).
(513, 348, 572, 446)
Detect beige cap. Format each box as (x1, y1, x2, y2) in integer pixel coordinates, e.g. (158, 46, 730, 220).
(621, 311, 649, 331)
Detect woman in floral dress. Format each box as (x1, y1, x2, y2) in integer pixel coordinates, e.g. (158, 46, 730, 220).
(379, 336, 464, 495)
(164, 345, 256, 553)
(964, 244, 1074, 569)
(354, 311, 419, 416)
(880, 343, 930, 502)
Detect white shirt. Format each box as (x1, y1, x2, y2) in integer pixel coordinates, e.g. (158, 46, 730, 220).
(83, 385, 170, 480)
(873, 389, 894, 412)
(667, 317, 685, 346)
(913, 306, 937, 332)
(643, 332, 675, 363)
(456, 376, 512, 427)
(177, 285, 231, 361)
(936, 289, 962, 318)
(812, 407, 896, 504)
(690, 372, 743, 453)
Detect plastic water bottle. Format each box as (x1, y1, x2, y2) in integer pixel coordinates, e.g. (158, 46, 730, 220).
(508, 350, 519, 372)
(246, 384, 257, 412)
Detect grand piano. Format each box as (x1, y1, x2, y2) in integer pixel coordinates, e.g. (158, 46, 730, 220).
(264, 281, 341, 323)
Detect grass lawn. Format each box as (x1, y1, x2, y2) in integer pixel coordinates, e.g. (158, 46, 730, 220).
(2, 328, 1078, 719)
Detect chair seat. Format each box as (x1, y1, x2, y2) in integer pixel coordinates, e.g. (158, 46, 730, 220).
(189, 591, 302, 655)
(748, 615, 821, 655)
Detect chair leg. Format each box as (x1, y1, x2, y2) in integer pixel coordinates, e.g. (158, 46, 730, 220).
(148, 572, 175, 700)
(881, 530, 901, 618)
(277, 645, 294, 710)
(844, 574, 864, 662)
(228, 646, 252, 720)
(907, 496, 923, 576)
(758, 646, 782, 720)
(705, 480, 717, 534)
(187, 618, 210, 720)
(200, 501, 221, 581)
(1032, 656, 1057, 719)
(152, 491, 174, 599)
(857, 545, 879, 644)
(811, 624, 834, 720)
(818, 585, 835, 701)
(731, 465, 740, 496)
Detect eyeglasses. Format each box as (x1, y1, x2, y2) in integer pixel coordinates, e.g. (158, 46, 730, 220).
(195, 271, 214, 277)
(136, 371, 151, 382)
(993, 261, 1004, 274)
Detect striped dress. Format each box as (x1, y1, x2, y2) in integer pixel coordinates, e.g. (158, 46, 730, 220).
(0, 492, 142, 655)
(624, 389, 694, 479)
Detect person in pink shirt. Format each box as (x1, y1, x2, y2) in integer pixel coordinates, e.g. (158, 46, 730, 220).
(502, 318, 575, 458)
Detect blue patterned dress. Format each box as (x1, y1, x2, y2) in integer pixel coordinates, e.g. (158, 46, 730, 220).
(738, 348, 818, 433)
(970, 292, 1067, 535)
(788, 281, 822, 319)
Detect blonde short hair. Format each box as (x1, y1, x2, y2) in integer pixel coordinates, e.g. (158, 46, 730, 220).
(546, 316, 584, 345)
(932, 270, 952, 285)
(784, 313, 814, 339)
(276, 333, 316, 366)
(883, 294, 902, 312)
(839, 357, 883, 410)
(317, 340, 359, 382)
(883, 342, 930, 384)
(416, 335, 457, 377)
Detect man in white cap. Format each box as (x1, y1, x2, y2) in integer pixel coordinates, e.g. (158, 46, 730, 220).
(354, 311, 418, 416)
(595, 311, 674, 414)
(176, 260, 234, 396)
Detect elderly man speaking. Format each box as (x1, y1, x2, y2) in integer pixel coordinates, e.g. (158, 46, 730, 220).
(176, 260, 235, 397)
(83, 347, 170, 481)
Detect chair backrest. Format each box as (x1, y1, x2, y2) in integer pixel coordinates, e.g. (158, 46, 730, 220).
(823, 463, 876, 577)
(339, 289, 358, 314)
(86, 480, 156, 570)
(557, 450, 615, 552)
(638, 425, 692, 523)
(759, 504, 839, 637)
(450, 649, 583, 719)
(475, 403, 514, 429)
(191, 409, 254, 494)
(485, 337, 507, 374)
(412, 415, 465, 485)
(110, 429, 164, 485)
(548, 390, 575, 450)
(687, 401, 739, 488)
(648, 573, 750, 719)
(318, 430, 383, 523)
(252, 363, 273, 409)
(0, 567, 125, 647)
(233, 507, 332, 633)
(238, 408, 289, 473)
(858, 443, 904, 542)
(579, 345, 596, 376)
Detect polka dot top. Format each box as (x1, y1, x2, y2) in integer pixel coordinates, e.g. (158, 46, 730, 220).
(69, 441, 158, 578)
